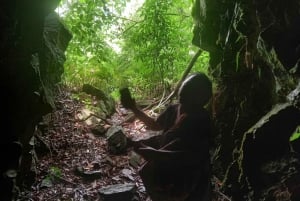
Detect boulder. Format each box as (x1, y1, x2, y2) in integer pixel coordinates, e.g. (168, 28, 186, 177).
(82, 84, 115, 117)
(106, 126, 127, 154)
(91, 124, 107, 136)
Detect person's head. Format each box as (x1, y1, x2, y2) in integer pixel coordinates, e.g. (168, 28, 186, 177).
(178, 72, 212, 111)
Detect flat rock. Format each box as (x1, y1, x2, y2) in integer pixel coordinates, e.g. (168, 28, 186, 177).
(74, 166, 102, 180)
(98, 183, 136, 201)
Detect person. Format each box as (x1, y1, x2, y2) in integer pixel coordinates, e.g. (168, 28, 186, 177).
(120, 72, 213, 201)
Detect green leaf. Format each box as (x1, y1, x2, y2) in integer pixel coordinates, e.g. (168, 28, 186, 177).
(50, 166, 62, 177)
(41, 177, 53, 188)
(290, 131, 300, 142)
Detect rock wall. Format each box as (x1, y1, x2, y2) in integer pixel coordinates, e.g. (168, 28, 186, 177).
(192, 0, 300, 199)
(0, 1, 71, 199)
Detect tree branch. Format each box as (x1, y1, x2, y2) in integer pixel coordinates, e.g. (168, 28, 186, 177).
(160, 48, 203, 105)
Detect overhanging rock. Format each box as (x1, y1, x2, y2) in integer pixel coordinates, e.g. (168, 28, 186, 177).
(240, 103, 300, 189)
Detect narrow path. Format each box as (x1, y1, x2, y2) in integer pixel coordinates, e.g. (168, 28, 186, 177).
(18, 89, 148, 201)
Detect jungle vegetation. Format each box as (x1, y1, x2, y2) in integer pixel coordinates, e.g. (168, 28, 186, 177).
(56, 0, 210, 100)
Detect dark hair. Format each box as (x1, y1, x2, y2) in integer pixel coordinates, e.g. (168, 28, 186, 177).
(178, 72, 212, 107)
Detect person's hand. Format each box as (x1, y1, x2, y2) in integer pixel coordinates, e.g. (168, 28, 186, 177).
(119, 87, 136, 110)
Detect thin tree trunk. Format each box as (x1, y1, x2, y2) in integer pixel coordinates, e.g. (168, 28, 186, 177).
(160, 48, 203, 105)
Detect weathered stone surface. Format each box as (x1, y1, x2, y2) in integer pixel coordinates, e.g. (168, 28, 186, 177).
(260, 153, 300, 200)
(192, 2, 300, 200)
(74, 166, 102, 181)
(82, 84, 115, 117)
(106, 126, 127, 154)
(91, 124, 107, 136)
(0, 0, 71, 198)
(240, 103, 300, 192)
(76, 108, 102, 126)
(83, 84, 108, 100)
(41, 12, 72, 108)
(128, 151, 144, 168)
(287, 82, 300, 108)
(98, 183, 136, 201)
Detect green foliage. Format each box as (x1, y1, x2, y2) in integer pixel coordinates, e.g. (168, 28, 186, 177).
(57, 0, 210, 100)
(58, 0, 122, 90)
(119, 0, 209, 98)
(41, 166, 62, 188)
(50, 166, 62, 177)
(290, 126, 300, 142)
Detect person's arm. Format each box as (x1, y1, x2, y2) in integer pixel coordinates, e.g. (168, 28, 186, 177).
(120, 87, 163, 130)
(131, 107, 163, 131)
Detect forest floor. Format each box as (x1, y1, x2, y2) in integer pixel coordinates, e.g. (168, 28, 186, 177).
(17, 88, 228, 201)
